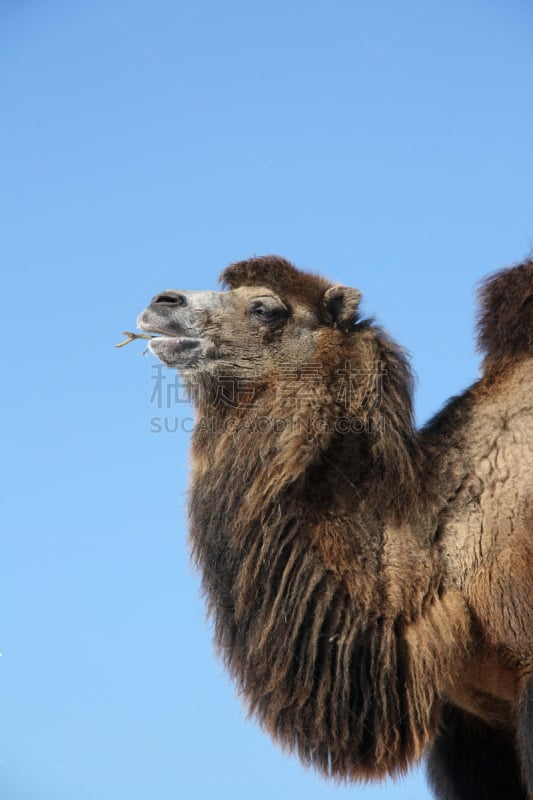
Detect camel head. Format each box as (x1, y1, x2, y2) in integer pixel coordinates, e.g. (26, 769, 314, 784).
(137, 255, 362, 404)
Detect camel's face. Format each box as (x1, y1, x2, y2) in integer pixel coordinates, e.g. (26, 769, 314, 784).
(138, 257, 362, 405)
(137, 284, 322, 386)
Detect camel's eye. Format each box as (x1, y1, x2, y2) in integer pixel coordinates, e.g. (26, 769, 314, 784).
(248, 298, 289, 324)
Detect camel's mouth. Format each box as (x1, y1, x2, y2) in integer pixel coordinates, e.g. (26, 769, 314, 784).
(147, 335, 203, 368)
(136, 311, 204, 368)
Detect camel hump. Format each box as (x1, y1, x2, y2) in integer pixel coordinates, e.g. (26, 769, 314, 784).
(476, 256, 533, 361)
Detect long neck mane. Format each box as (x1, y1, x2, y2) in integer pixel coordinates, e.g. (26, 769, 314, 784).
(188, 331, 468, 780)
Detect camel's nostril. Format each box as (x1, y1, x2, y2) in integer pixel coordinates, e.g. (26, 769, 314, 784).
(152, 290, 186, 306)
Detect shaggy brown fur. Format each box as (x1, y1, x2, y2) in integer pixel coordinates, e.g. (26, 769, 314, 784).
(477, 256, 533, 366)
(136, 255, 533, 798)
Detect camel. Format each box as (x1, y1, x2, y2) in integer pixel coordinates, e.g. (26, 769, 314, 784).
(136, 255, 533, 799)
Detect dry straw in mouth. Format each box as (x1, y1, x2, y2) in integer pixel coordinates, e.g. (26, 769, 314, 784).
(115, 331, 156, 348)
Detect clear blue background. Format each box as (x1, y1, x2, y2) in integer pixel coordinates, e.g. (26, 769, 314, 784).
(1, 2, 532, 798)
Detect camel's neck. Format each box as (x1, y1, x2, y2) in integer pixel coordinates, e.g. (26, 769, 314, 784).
(187, 386, 468, 781)
(185, 325, 472, 781)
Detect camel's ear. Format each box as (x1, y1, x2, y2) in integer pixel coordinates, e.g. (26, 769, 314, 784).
(323, 284, 361, 330)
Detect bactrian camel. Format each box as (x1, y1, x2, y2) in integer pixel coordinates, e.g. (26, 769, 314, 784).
(135, 255, 533, 799)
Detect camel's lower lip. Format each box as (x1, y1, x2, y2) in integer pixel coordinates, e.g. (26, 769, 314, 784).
(148, 336, 202, 367)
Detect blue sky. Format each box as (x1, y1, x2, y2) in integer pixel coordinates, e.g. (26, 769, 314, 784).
(1, 2, 532, 798)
